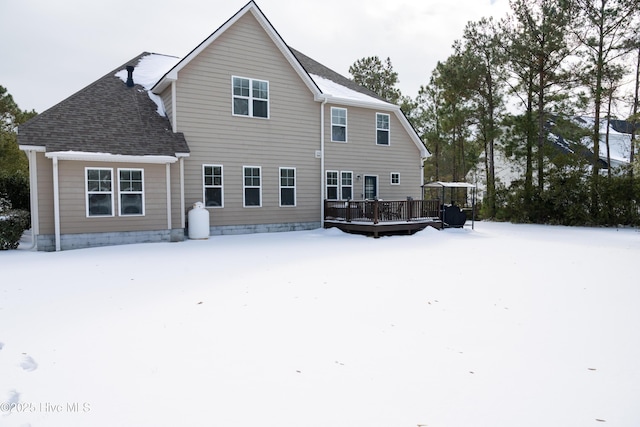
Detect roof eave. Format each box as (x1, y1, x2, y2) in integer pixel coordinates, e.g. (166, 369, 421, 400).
(44, 151, 180, 164)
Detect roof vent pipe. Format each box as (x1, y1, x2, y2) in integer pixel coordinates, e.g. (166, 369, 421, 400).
(126, 66, 135, 87)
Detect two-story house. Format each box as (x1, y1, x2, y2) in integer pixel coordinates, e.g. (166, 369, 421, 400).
(18, 0, 429, 251)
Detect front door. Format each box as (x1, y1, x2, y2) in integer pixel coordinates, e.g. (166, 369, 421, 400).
(364, 175, 378, 199)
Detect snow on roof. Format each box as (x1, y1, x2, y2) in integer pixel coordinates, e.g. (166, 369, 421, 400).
(310, 73, 395, 107)
(115, 53, 181, 116)
(577, 117, 632, 164)
(424, 181, 477, 188)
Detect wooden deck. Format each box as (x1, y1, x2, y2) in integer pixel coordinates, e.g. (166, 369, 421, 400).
(324, 199, 442, 238)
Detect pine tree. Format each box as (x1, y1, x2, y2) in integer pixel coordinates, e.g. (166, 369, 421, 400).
(573, 0, 639, 214)
(461, 17, 506, 218)
(0, 86, 36, 177)
(349, 56, 403, 104)
(503, 0, 576, 221)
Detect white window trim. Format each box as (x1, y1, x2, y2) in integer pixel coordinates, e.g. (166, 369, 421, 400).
(376, 113, 390, 146)
(203, 164, 224, 208)
(340, 171, 353, 200)
(331, 107, 347, 143)
(326, 170, 339, 200)
(118, 168, 145, 216)
(279, 167, 296, 207)
(85, 167, 114, 218)
(243, 166, 262, 208)
(390, 172, 401, 185)
(232, 76, 270, 119)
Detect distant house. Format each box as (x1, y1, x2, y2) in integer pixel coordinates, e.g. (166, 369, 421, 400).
(471, 117, 638, 197)
(18, 1, 429, 251)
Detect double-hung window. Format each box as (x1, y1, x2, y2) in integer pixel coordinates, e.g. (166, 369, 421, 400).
(233, 76, 269, 118)
(279, 167, 296, 207)
(326, 171, 339, 200)
(119, 169, 144, 215)
(341, 171, 353, 200)
(203, 165, 223, 207)
(376, 113, 390, 145)
(331, 107, 347, 142)
(86, 168, 114, 217)
(243, 166, 262, 207)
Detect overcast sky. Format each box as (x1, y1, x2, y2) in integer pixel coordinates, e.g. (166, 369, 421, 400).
(1, 0, 511, 114)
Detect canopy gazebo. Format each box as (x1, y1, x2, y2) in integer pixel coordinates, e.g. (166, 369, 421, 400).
(423, 181, 477, 229)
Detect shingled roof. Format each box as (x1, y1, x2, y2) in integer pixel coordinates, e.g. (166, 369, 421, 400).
(289, 47, 389, 103)
(18, 52, 189, 157)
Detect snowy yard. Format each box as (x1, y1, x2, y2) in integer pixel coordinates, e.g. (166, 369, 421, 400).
(1, 222, 639, 427)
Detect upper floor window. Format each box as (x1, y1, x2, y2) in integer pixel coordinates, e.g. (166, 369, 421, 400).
(279, 167, 296, 207)
(243, 166, 262, 207)
(376, 113, 390, 145)
(203, 165, 223, 207)
(119, 169, 144, 215)
(86, 168, 114, 217)
(233, 76, 269, 118)
(331, 107, 347, 142)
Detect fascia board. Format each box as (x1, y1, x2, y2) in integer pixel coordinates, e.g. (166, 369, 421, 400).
(19, 145, 46, 152)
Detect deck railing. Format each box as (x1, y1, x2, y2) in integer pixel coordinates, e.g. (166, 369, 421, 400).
(324, 199, 441, 224)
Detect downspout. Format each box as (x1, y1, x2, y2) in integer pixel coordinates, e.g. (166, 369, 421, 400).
(25, 150, 39, 250)
(166, 163, 172, 230)
(179, 156, 185, 228)
(320, 97, 328, 226)
(52, 156, 61, 251)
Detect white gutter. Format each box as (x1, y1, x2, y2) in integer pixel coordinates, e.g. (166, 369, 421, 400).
(52, 156, 61, 251)
(320, 98, 327, 225)
(45, 151, 179, 164)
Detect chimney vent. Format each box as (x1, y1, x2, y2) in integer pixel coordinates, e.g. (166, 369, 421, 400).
(126, 66, 135, 87)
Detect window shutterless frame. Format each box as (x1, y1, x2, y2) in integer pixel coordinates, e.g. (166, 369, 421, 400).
(340, 171, 353, 200)
(118, 168, 145, 216)
(326, 170, 339, 200)
(85, 167, 114, 217)
(376, 113, 390, 145)
(203, 164, 224, 208)
(279, 167, 296, 207)
(243, 166, 262, 207)
(232, 76, 269, 119)
(331, 107, 347, 142)
(390, 172, 400, 185)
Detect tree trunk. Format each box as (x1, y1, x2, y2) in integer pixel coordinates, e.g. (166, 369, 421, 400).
(631, 45, 640, 179)
(590, 3, 606, 216)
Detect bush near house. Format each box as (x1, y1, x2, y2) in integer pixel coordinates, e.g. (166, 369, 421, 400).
(0, 172, 30, 210)
(0, 196, 30, 250)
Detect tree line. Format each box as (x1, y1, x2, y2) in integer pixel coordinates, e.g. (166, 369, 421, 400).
(349, 0, 640, 226)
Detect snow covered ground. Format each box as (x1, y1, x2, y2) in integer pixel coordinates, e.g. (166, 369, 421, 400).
(1, 222, 639, 427)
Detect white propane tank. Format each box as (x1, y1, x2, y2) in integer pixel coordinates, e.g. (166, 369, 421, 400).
(188, 202, 210, 239)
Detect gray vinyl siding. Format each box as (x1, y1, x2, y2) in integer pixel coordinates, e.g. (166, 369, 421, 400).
(161, 89, 173, 129)
(323, 103, 423, 200)
(175, 12, 321, 227)
(55, 161, 169, 234)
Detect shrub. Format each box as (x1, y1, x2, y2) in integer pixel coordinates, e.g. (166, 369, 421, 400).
(0, 172, 30, 210)
(0, 196, 30, 250)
